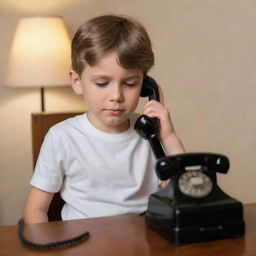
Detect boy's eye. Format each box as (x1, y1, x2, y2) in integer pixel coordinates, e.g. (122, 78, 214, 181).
(124, 82, 136, 87)
(95, 82, 108, 87)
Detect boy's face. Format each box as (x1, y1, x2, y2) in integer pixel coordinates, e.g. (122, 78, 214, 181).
(70, 52, 143, 133)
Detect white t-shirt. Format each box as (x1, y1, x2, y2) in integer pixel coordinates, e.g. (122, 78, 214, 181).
(30, 113, 159, 220)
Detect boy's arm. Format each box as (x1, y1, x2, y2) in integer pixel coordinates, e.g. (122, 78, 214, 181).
(24, 187, 54, 223)
(143, 84, 185, 188)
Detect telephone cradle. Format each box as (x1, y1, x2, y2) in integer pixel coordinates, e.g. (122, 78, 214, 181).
(134, 77, 245, 245)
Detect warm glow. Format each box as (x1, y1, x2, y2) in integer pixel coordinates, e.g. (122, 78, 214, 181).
(4, 16, 71, 88)
(0, 0, 79, 13)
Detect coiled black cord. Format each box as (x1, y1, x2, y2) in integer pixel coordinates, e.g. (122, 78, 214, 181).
(17, 218, 90, 249)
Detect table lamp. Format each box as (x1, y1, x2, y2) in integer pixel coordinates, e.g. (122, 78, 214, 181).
(4, 15, 71, 111)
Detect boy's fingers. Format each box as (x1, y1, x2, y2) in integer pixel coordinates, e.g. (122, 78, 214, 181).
(143, 99, 161, 109)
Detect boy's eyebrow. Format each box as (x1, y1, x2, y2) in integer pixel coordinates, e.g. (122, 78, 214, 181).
(124, 75, 141, 80)
(90, 75, 141, 80)
(90, 75, 110, 79)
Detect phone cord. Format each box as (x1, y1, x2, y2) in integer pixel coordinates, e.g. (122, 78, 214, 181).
(17, 218, 90, 249)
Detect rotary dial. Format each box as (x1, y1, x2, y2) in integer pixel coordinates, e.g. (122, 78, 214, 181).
(178, 171, 213, 198)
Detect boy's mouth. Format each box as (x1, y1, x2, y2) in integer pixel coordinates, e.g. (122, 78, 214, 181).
(105, 109, 124, 115)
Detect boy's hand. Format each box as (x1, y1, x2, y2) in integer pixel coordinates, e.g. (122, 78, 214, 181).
(143, 84, 185, 155)
(143, 84, 174, 141)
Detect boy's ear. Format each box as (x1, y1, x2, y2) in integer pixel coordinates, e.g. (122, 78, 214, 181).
(69, 70, 83, 95)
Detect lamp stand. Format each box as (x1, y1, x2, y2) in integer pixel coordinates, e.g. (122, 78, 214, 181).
(40, 87, 45, 112)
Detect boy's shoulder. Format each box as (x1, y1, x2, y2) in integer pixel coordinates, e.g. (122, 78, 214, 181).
(48, 113, 86, 133)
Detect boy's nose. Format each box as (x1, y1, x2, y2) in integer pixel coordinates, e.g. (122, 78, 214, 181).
(110, 85, 124, 102)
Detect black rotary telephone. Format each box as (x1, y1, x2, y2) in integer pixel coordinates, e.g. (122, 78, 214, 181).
(134, 76, 245, 245)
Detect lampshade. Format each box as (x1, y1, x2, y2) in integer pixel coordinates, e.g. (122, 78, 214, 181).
(4, 16, 71, 88)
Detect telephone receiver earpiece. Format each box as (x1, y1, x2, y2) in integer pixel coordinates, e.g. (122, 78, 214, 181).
(134, 76, 166, 159)
(139, 76, 160, 134)
(140, 76, 160, 101)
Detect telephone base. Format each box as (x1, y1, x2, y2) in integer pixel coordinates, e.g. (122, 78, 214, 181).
(146, 193, 245, 245)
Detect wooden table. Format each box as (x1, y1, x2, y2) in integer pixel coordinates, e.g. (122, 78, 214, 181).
(0, 203, 255, 256)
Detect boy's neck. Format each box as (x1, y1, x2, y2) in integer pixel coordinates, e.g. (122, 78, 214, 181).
(86, 113, 131, 134)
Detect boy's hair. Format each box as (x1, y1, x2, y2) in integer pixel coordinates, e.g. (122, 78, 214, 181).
(71, 15, 154, 76)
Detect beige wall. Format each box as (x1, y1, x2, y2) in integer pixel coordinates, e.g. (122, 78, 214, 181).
(0, 0, 255, 225)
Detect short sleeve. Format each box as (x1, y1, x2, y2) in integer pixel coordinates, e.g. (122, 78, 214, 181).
(30, 128, 65, 193)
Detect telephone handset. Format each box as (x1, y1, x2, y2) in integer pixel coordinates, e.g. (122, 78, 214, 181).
(134, 76, 166, 159)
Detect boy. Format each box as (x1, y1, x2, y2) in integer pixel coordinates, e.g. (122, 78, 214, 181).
(24, 15, 185, 223)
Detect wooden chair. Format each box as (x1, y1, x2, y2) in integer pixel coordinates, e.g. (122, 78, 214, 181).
(31, 112, 84, 221)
